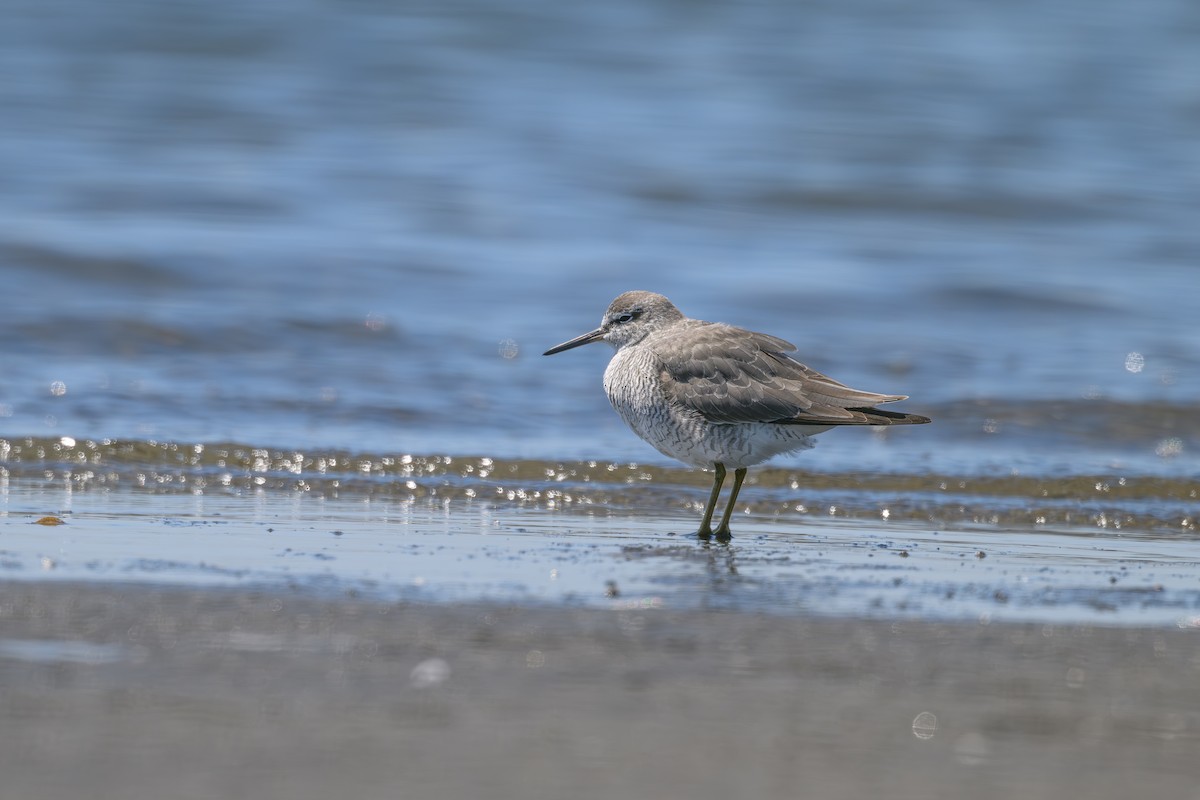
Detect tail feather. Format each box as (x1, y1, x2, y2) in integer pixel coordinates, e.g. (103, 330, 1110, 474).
(777, 406, 932, 427)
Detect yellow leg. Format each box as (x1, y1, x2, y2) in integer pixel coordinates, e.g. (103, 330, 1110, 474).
(697, 463, 726, 537)
(713, 467, 747, 539)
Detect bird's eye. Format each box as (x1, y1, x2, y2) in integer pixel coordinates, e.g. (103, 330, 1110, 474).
(614, 309, 641, 324)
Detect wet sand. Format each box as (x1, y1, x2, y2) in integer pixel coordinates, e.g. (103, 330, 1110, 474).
(2, 580, 1198, 800)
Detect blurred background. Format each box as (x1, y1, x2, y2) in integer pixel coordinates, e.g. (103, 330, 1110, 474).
(1, 0, 1197, 476)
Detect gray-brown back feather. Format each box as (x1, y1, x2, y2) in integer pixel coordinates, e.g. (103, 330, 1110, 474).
(654, 321, 931, 427)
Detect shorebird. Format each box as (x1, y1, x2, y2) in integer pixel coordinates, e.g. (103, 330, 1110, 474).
(544, 291, 930, 539)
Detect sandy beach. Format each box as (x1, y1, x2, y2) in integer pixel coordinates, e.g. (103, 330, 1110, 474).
(3, 579, 1198, 800)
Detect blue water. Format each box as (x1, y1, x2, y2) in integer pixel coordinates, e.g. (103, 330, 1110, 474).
(1, 0, 1198, 476)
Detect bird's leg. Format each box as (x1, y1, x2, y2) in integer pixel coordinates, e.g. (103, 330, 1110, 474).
(697, 463, 726, 538)
(712, 467, 747, 540)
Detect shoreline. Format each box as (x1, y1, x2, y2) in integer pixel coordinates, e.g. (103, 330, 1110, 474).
(4, 474, 1200, 627)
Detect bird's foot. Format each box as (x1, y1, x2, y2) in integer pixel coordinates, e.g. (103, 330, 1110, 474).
(696, 525, 732, 543)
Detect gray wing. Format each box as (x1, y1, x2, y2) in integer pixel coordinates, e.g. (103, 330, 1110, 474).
(655, 322, 929, 426)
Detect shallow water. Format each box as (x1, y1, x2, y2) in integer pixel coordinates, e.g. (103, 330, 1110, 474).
(3, 437, 1198, 626)
(1, 0, 1198, 625)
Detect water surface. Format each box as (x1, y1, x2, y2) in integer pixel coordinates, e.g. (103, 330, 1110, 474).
(1, 0, 1197, 473)
(3, 437, 1197, 625)
(1, 0, 1198, 621)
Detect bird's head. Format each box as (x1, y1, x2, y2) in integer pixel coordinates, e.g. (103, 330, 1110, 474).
(544, 291, 685, 355)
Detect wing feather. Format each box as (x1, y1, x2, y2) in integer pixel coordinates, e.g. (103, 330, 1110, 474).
(654, 322, 929, 426)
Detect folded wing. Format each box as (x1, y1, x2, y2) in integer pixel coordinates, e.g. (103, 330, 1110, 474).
(655, 322, 930, 426)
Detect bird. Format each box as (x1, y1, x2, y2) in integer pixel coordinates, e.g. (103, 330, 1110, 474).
(544, 290, 930, 539)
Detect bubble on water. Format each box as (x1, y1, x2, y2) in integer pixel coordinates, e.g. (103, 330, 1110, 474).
(1155, 438, 1183, 458)
(1124, 352, 1144, 373)
(49, 381, 67, 397)
(410, 658, 450, 688)
(498, 338, 520, 359)
(912, 711, 937, 739)
(364, 312, 387, 332)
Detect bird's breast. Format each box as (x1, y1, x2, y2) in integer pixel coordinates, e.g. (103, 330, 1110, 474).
(603, 347, 712, 466)
(603, 348, 666, 425)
